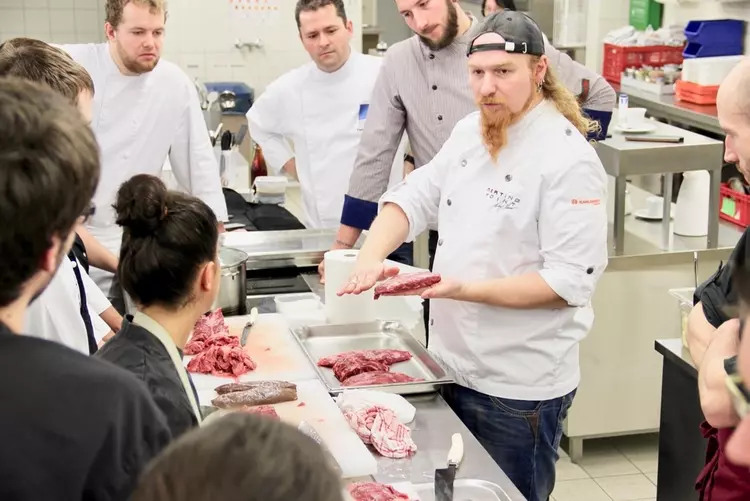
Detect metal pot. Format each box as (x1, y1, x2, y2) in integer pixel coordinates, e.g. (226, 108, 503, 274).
(213, 247, 249, 316)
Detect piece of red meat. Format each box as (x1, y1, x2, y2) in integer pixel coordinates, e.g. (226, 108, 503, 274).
(342, 371, 423, 387)
(186, 345, 256, 377)
(317, 349, 412, 368)
(186, 309, 232, 354)
(332, 358, 389, 382)
(239, 405, 279, 420)
(347, 482, 410, 501)
(373, 271, 441, 299)
(184, 333, 239, 356)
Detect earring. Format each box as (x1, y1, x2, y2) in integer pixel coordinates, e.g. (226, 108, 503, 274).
(537, 81, 543, 93)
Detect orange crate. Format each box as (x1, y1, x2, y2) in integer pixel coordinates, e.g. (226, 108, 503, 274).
(720, 184, 750, 229)
(675, 79, 719, 105)
(602, 43, 685, 83)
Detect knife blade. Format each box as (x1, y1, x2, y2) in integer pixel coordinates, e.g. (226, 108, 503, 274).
(435, 433, 464, 501)
(298, 420, 343, 476)
(240, 307, 258, 347)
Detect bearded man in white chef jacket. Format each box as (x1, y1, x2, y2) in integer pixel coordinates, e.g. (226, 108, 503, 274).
(58, 0, 228, 312)
(247, 0, 407, 234)
(339, 12, 608, 501)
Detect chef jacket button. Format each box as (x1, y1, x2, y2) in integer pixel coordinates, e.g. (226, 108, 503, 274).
(429, 54, 435, 60)
(447, 199, 452, 206)
(565, 128, 572, 136)
(432, 84, 438, 90)
(438, 238, 444, 246)
(505, 174, 512, 182)
(430, 319, 434, 326)
(461, 159, 467, 167)
(437, 115, 443, 121)
(586, 267, 594, 274)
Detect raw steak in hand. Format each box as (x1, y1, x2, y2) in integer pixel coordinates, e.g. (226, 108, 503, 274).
(318, 349, 412, 368)
(342, 371, 423, 387)
(348, 482, 410, 501)
(374, 271, 441, 299)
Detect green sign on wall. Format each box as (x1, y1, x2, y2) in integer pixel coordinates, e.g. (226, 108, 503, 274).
(630, 0, 663, 31)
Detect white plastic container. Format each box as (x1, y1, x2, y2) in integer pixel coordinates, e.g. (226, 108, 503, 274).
(274, 293, 323, 315)
(682, 55, 744, 87)
(254, 176, 288, 195)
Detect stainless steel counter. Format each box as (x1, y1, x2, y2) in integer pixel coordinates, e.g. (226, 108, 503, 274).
(250, 272, 525, 500)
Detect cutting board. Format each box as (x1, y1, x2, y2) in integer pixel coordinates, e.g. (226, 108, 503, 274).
(186, 313, 318, 390)
(197, 379, 378, 479)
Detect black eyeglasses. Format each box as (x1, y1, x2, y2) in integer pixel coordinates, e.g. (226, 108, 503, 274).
(80, 202, 96, 224)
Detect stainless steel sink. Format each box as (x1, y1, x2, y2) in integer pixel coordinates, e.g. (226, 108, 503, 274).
(412, 479, 517, 501)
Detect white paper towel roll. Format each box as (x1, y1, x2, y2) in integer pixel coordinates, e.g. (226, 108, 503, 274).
(324, 249, 376, 324)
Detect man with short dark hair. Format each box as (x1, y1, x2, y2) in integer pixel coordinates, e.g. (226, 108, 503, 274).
(248, 0, 408, 237)
(0, 77, 170, 501)
(59, 0, 228, 313)
(0, 38, 122, 353)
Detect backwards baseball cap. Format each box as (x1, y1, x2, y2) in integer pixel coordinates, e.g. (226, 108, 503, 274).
(467, 10, 546, 58)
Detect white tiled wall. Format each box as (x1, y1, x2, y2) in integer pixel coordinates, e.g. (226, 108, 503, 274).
(0, 0, 362, 94)
(0, 0, 105, 44)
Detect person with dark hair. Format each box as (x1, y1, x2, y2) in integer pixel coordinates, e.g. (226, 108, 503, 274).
(95, 174, 220, 438)
(0, 78, 170, 501)
(688, 57, 750, 500)
(248, 0, 411, 262)
(339, 11, 608, 501)
(58, 0, 228, 314)
(0, 37, 123, 354)
(131, 413, 344, 501)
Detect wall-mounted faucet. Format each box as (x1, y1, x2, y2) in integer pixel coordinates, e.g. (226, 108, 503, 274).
(235, 38, 263, 50)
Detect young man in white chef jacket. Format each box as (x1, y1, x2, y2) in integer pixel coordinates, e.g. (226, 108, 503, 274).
(339, 12, 608, 501)
(247, 0, 408, 234)
(58, 0, 228, 311)
(0, 38, 122, 353)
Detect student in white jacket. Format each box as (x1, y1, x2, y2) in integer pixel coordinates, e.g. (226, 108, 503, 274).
(59, 0, 228, 312)
(247, 0, 409, 260)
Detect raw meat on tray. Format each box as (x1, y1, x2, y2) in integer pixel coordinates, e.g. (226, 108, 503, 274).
(342, 371, 423, 387)
(373, 271, 441, 299)
(348, 482, 410, 501)
(186, 344, 256, 378)
(211, 380, 298, 409)
(318, 349, 412, 368)
(332, 358, 389, 382)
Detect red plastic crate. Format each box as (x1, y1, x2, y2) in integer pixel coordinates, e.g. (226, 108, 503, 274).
(675, 79, 719, 105)
(602, 43, 685, 83)
(720, 183, 750, 228)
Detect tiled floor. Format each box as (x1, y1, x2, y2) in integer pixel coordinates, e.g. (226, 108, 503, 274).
(553, 434, 659, 501)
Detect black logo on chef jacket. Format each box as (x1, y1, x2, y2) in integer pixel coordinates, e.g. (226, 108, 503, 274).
(486, 188, 520, 210)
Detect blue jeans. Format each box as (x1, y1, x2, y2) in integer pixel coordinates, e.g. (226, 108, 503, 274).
(387, 241, 414, 266)
(441, 385, 576, 501)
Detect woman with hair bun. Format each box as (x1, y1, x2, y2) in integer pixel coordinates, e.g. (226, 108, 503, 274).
(95, 174, 221, 438)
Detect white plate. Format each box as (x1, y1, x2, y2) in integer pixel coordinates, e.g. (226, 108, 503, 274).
(634, 208, 672, 221)
(614, 123, 658, 134)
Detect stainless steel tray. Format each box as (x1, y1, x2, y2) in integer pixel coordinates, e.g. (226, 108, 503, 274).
(292, 320, 454, 395)
(413, 479, 515, 501)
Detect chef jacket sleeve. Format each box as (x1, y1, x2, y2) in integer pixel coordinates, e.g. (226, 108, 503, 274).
(378, 127, 456, 243)
(168, 80, 229, 222)
(537, 155, 609, 307)
(81, 268, 110, 316)
(343, 50, 408, 231)
(246, 80, 295, 174)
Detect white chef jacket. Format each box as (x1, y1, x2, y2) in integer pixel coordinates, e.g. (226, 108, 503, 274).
(247, 51, 406, 229)
(59, 44, 228, 292)
(25, 257, 112, 354)
(380, 100, 609, 401)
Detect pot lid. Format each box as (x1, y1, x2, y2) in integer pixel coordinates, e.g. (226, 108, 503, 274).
(219, 247, 249, 268)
